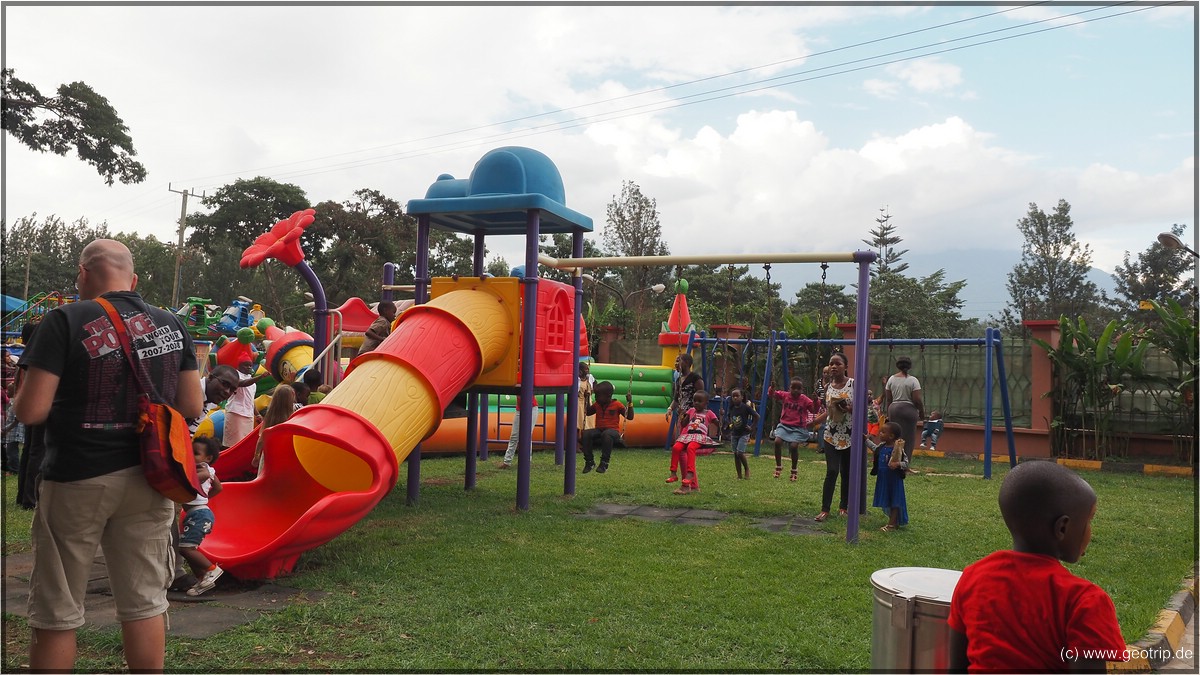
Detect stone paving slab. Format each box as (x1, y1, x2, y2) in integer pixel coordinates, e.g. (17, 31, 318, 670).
(750, 515, 832, 536)
(3, 551, 320, 639)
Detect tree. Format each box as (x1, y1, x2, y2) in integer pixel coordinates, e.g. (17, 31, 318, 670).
(187, 177, 312, 252)
(306, 190, 413, 305)
(114, 233, 177, 306)
(538, 232, 606, 284)
(855, 209, 971, 337)
(181, 178, 313, 325)
(601, 180, 671, 303)
(2, 69, 147, 185)
(871, 270, 975, 338)
(791, 281, 857, 334)
(1110, 223, 1197, 322)
(998, 200, 1111, 331)
(485, 256, 511, 278)
(677, 264, 783, 338)
(863, 208, 909, 278)
(1, 214, 110, 298)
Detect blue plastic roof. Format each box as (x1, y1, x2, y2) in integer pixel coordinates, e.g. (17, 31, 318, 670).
(407, 147, 593, 235)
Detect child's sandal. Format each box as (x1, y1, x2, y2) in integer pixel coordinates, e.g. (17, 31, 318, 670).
(773, 467, 782, 479)
(789, 470, 798, 482)
(880, 524, 897, 532)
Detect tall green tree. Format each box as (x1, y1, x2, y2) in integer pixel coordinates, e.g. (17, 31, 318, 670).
(601, 180, 671, 305)
(187, 177, 311, 251)
(181, 177, 312, 325)
(856, 210, 971, 337)
(2, 69, 146, 185)
(872, 270, 975, 338)
(307, 189, 412, 306)
(863, 208, 909, 278)
(1110, 223, 1196, 322)
(999, 199, 1110, 330)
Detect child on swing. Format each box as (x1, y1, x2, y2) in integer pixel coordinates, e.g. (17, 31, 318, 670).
(768, 376, 816, 481)
(581, 381, 633, 474)
(668, 389, 718, 494)
(725, 388, 759, 479)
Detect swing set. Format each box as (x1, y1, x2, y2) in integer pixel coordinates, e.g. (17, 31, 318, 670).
(690, 328, 1018, 479)
(541, 249, 885, 543)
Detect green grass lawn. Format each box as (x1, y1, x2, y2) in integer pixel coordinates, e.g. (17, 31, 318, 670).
(3, 448, 1196, 672)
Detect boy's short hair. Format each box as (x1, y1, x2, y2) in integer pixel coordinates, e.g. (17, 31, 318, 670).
(302, 368, 323, 388)
(594, 380, 614, 396)
(999, 461, 1095, 539)
(881, 421, 902, 438)
(193, 435, 221, 465)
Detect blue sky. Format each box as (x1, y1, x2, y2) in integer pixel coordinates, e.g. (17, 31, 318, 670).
(4, 3, 1195, 321)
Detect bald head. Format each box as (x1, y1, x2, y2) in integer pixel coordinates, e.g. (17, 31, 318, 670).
(78, 239, 136, 299)
(999, 461, 1096, 545)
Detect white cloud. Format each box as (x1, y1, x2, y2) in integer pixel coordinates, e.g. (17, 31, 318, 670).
(4, 4, 1193, 306)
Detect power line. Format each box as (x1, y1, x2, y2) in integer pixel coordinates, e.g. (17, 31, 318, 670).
(173, 2, 1052, 186)
(189, 2, 1161, 189)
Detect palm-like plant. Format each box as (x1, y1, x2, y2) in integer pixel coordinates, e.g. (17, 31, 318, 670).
(1034, 316, 1150, 459)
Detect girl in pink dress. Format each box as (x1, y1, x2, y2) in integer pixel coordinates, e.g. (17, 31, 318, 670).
(669, 390, 718, 494)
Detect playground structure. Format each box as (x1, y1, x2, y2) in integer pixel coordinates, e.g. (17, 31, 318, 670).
(203, 147, 598, 578)
(1, 291, 76, 341)
(176, 144, 1093, 580)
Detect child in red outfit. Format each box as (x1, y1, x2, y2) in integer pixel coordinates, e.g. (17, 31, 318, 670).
(581, 381, 633, 474)
(949, 461, 1127, 673)
(668, 390, 717, 494)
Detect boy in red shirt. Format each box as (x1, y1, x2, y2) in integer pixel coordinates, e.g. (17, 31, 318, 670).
(582, 381, 633, 474)
(949, 461, 1127, 673)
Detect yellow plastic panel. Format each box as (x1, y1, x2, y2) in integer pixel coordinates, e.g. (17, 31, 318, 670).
(323, 358, 439, 463)
(294, 436, 373, 493)
(661, 344, 687, 369)
(430, 277, 521, 387)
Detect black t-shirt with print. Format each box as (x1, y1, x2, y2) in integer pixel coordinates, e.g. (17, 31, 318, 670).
(22, 291, 197, 481)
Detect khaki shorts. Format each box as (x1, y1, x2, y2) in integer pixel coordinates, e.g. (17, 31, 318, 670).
(28, 466, 176, 630)
(223, 411, 255, 448)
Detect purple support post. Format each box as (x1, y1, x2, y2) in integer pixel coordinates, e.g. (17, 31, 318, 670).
(516, 210, 540, 511)
(382, 262, 396, 303)
(296, 261, 329, 358)
(564, 231, 583, 496)
(406, 215, 432, 507)
(479, 401, 490, 461)
(846, 251, 876, 544)
(463, 233, 486, 491)
(554, 395, 565, 465)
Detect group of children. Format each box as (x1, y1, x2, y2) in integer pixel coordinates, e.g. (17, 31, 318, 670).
(658, 361, 923, 533)
(178, 368, 333, 596)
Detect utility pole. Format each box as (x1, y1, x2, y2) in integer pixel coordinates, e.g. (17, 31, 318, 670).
(23, 249, 32, 300)
(168, 184, 204, 308)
